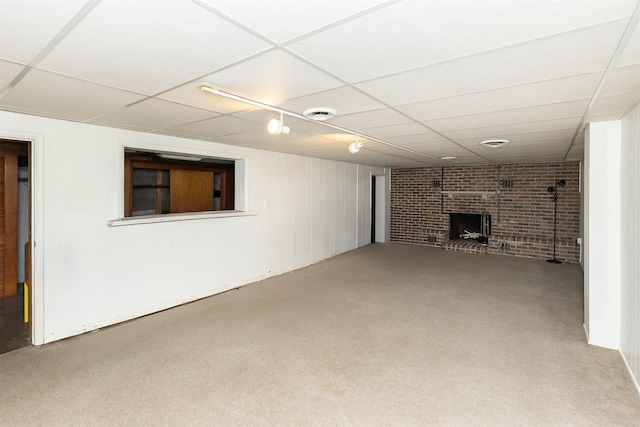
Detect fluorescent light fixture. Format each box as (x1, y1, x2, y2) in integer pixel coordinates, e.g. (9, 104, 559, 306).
(440, 156, 456, 160)
(157, 153, 202, 161)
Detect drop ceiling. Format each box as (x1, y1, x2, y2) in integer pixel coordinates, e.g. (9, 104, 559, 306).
(1, 0, 639, 167)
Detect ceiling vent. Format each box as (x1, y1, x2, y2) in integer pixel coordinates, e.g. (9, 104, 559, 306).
(302, 107, 337, 121)
(480, 139, 511, 148)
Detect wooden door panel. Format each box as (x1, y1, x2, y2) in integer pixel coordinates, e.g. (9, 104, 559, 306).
(0, 155, 18, 298)
(0, 158, 4, 297)
(170, 169, 214, 213)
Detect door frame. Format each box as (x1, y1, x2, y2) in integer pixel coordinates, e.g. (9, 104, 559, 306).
(0, 130, 44, 345)
(371, 174, 388, 243)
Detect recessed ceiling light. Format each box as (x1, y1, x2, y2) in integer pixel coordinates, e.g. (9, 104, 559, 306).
(480, 139, 511, 148)
(440, 156, 456, 160)
(302, 107, 337, 121)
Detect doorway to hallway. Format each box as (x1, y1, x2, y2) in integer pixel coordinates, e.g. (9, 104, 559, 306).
(0, 139, 31, 354)
(371, 175, 386, 244)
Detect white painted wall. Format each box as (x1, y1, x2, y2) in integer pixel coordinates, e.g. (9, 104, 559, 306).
(584, 121, 621, 350)
(0, 111, 387, 345)
(620, 102, 640, 393)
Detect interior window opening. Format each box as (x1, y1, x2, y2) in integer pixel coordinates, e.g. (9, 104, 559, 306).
(124, 150, 235, 217)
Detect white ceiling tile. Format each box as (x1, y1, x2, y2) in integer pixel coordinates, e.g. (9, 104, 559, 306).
(279, 86, 386, 117)
(314, 132, 365, 144)
(2, 0, 637, 167)
(200, 50, 344, 105)
(438, 157, 488, 166)
(89, 98, 218, 131)
(488, 139, 570, 152)
(617, 16, 640, 66)
(0, 68, 145, 121)
(213, 130, 309, 147)
(230, 108, 308, 130)
(0, 0, 88, 64)
(479, 147, 570, 159)
(600, 64, 640, 95)
(395, 73, 602, 122)
(359, 122, 431, 139)
(288, 0, 637, 83)
(198, 0, 391, 43)
(362, 148, 448, 163)
(456, 129, 576, 147)
(38, 0, 271, 94)
(374, 143, 473, 159)
(269, 135, 338, 148)
(388, 140, 460, 151)
(250, 140, 363, 162)
(357, 20, 627, 106)
(165, 115, 262, 139)
(221, 133, 431, 166)
(214, 135, 337, 154)
(565, 142, 585, 161)
(329, 108, 412, 130)
(423, 100, 589, 133)
(390, 159, 440, 168)
(160, 83, 258, 115)
(384, 133, 450, 145)
(589, 92, 640, 119)
(283, 121, 350, 137)
(484, 153, 569, 163)
(225, 110, 352, 141)
(347, 149, 431, 167)
(489, 155, 567, 164)
(446, 117, 580, 142)
(589, 111, 636, 122)
(0, 60, 24, 90)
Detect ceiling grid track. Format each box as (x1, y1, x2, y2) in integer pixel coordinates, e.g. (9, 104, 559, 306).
(0, 0, 102, 102)
(2, 1, 638, 167)
(191, 0, 485, 164)
(563, 1, 640, 161)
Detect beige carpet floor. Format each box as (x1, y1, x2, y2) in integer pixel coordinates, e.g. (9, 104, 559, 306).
(1, 243, 638, 426)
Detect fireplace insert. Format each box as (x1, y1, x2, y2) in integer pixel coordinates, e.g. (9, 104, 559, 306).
(449, 213, 491, 243)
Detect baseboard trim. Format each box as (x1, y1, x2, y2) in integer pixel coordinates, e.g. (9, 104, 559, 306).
(619, 349, 640, 396)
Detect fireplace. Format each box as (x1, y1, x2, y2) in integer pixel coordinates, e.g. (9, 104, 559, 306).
(449, 213, 491, 243)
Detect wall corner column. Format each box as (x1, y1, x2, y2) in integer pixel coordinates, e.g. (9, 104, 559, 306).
(584, 121, 621, 350)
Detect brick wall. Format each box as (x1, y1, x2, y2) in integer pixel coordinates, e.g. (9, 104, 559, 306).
(390, 162, 581, 263)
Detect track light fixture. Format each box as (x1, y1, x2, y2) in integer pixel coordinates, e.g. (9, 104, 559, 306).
(196, 83, 441, 161)
(349, 136, 363, 154)
(267, 113, 290, 135)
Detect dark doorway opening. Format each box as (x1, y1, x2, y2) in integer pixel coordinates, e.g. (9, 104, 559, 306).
(0, 140, 31, 354)
(371, 176, 376, 244)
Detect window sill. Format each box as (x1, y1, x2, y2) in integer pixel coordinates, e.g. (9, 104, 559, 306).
(108, 210, 258, 227)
